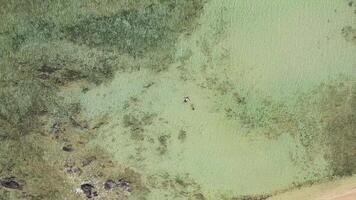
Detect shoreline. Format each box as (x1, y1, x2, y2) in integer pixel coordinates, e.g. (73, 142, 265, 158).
(269, 175, 356, 200)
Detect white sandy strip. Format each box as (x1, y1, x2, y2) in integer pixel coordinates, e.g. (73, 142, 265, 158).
(269, 176, 356, 200)
(318, 188, 356, 200)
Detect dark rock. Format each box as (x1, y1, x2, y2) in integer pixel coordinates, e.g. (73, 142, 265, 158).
(62, 144, 74, 152)
(81, 183, 96, 198)
(117, 178, 132, 192)
(104, 179, 117, 190)
(103, 178, 132, 192)
(0, 177, 23, 190)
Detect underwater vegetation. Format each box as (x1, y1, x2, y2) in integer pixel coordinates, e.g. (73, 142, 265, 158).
(310, 79, 356, 176)
(64, 1, 204, 57)
(342, 26, 356, 43)
(0, 0, 205, 199)
(0, 0, 355, 199)
(1, 0, 204, 71)
(209, 71, 356, 178)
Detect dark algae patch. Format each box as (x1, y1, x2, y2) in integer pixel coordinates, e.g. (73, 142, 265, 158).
(80, 183, 97, 199)
(64, 0, 204, 58)
(341, 26, 356, 43)
(1, 0, 205, 71)
(314, 79, 356, 176)
(64, 8, 168, 57)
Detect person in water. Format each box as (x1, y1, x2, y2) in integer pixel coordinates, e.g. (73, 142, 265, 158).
(183, 96, 195, 110)
(183, 96, 190, 103)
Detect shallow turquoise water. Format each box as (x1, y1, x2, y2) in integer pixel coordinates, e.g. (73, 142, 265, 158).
(77, 1, 356, 199)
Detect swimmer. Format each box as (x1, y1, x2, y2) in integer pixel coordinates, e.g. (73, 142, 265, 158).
(190, 104, 195, 110)
(183, 96, 190, 103)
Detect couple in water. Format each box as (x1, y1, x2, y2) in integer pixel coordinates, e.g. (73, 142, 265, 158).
(183, 96, 195, 110)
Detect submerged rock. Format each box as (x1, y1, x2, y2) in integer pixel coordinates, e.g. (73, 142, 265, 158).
(80, 183, 97, 198)
(117, 178, 132, 192)
(103, 178, 132, 192)
(104, 179, 117, 190)
(62, 144, 74, 152)
(0, 177, 23, 190)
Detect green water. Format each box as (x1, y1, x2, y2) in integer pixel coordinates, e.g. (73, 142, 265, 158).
(79, 0, 355, 199)
(1, 0, 355, 199)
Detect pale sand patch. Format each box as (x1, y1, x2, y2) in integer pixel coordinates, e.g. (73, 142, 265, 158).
(269, 176, 356, 200)
(320, 189, 356, 200)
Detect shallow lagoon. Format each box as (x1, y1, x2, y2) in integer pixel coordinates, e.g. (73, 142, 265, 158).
(0, 0, 355, 199)
(80, 0, 355, 199)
